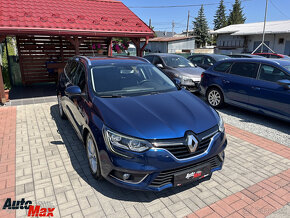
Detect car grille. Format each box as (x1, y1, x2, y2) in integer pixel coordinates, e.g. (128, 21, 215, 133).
(152, 126, 218, 159)
(150, 155, 221, 188)
(156, 136, 212, 159)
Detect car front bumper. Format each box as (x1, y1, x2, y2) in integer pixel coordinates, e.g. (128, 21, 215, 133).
(99, 131, 227, 191)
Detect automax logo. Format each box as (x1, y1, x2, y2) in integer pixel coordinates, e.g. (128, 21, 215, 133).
(2, 198, 55, 217)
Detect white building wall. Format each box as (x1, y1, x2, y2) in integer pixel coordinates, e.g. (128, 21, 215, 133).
(167, 39, 195, 53)
(215, 33, 290, 55)
(141, 42, 168, 53)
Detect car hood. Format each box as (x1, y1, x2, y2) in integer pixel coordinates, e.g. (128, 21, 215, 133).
(93, 90, 218, 139)
(170, 67, 204, 79)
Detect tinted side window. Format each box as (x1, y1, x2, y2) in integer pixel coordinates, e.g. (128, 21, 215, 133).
(67, 61, 79, 81)
(144, 56, 154, 63)
(153, 56, 163, 65)
(73, 63, 86, 92)
(259, 65, 290, 83)
(189, 56, 203, 64)
(204, 57, 214, 65)
(230, 62, 259, 78)
(213, 62, 232, 72)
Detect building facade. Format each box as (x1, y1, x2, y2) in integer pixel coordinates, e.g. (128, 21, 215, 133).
(213, 20, 290, 55)
(141, 37, 195, 53)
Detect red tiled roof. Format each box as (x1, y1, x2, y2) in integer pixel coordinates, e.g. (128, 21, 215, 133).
(0, 0, 154, 38)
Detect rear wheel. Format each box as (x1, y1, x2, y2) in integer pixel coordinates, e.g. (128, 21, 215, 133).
(86, 133, 102, 180)
(57, 95, 67, 119)
(207, 87, 224, 108)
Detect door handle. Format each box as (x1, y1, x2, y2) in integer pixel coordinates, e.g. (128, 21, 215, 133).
(251, 86, 261, 90)
(223, 80, 230, 84)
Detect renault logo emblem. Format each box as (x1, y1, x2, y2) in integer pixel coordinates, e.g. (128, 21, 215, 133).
(186, 134, 198, 153)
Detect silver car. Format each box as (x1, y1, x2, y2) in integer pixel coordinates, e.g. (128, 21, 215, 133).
(144, 53, 204, 92)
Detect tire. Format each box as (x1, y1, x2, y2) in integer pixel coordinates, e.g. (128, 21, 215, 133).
(57, 94, 67, 119)
(207, 87, 224, 108)
(86, 133, 102, 180)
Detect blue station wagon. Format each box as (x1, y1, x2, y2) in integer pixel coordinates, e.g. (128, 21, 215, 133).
(200, 58, 290, 122)
(57, 56, 227, 191)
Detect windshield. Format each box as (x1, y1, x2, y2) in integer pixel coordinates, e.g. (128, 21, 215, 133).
(91, 63, 177, 97)
(162, 56, 194, 68)
(283, 65, 290, 72)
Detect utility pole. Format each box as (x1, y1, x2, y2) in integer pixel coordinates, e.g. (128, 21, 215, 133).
(172, 20, 175, 36)
(149, 18, 152, 28)
(252, 0, 274, 54)
(261, 0, 268, 52)
(186, 11, 190, 37)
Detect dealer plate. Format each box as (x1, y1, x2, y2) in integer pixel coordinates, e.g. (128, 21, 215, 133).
(174, 164, 211, 186)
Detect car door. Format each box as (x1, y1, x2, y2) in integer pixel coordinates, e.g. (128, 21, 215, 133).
(249, 64, 290, 119)
(62, 59, 80, 125)
(223, 62, 259, 107)
(70, 61, 90, 135)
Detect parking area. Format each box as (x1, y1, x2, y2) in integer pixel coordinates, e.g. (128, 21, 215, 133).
(0, 100, 289, 218)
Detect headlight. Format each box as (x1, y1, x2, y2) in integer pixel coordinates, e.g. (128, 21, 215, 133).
(103, 127, 151, 152)
(218, 114, 225, 132)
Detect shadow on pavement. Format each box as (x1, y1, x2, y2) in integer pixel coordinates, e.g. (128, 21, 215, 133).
(50, 104, 205, 202)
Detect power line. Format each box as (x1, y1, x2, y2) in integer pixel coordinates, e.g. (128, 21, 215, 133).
(269, 0, 290, 19)
(128, 0, 251, 9)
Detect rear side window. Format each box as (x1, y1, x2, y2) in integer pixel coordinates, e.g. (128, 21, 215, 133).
(230, 62, 259, 78)
(213, 62, 232, 72)
(189, 56, 203, 64)
(144, 56, 154, 63)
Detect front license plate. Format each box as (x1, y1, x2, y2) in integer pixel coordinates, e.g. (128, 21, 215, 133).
(174, 164, 211, 186)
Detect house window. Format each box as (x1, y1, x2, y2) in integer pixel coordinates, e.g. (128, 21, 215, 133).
(278, 38, 284, 44)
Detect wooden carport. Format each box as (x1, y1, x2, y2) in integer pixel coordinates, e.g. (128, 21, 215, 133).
(0, 0, 154, 103)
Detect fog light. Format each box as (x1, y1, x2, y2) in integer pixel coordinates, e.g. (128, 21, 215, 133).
(123, 173, 130, 180)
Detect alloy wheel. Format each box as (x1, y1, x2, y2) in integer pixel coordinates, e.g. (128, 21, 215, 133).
(208, 90, 221, 107)
(87, 137, 98, 174)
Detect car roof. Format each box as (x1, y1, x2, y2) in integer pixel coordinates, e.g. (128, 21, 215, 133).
(217, 58, 290, 67)
(229, 54, 263, 57)
(144, 53, 185, 58)
(76, 55, 150, 66)
(188, 53, 229, 59)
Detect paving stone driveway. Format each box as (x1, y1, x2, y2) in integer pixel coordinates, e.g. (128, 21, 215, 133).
(0, 102, 289, 218)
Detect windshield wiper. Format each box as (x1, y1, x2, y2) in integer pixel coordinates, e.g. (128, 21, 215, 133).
(99, 95, 124, 98)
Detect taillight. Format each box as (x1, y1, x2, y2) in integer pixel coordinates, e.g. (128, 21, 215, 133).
(201, 72, 205, 79)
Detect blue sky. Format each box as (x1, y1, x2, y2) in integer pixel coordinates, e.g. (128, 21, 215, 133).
(120, 0, 290, 33)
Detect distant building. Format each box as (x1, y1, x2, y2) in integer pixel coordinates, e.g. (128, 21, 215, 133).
(141, 37, 195, 53)
(154, 31, 176, 38)
(213, 20, 290, 55)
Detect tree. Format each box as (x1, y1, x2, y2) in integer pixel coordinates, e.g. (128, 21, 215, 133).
(214, 0, 227, 30)
(193, 5, 210, 48)
(228, 0, 246, 25)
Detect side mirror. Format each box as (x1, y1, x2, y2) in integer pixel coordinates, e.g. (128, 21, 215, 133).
(156, 63, 164, 69)
(173, 78, 181, 86)
(277, 79, 290, 90)
(65, 86, 82, 97)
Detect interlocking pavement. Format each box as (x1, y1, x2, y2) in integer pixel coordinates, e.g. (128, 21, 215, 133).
(0, 102, 289, 218)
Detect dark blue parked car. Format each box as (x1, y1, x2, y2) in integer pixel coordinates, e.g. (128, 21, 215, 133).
(57, 56, 227, 191)
(200, 58, 290, 122)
